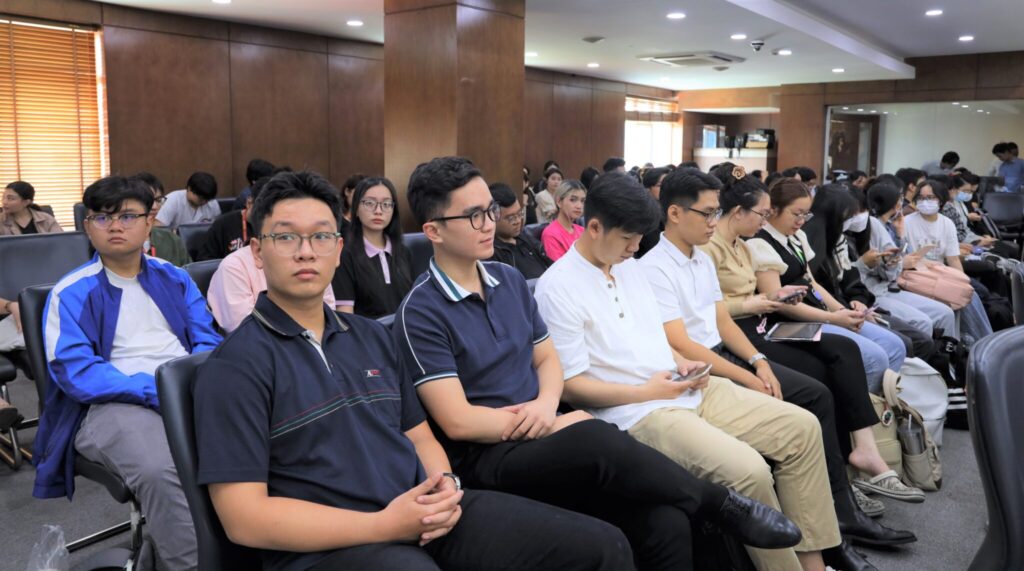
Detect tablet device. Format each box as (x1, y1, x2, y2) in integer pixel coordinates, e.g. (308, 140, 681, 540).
(765, 322, 822, 342)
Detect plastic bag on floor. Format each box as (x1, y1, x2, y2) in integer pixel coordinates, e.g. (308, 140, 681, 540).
(25, 525, 69, 571)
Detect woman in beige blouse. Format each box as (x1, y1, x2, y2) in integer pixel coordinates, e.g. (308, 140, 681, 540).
(702, 168, 924, 504)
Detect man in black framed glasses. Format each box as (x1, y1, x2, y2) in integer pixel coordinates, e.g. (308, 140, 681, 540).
(34, 175, 222, 570)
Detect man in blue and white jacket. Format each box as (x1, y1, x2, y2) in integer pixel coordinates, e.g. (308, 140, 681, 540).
(34, 175, 221, 571)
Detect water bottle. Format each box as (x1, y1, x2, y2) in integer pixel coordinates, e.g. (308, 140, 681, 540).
(897, 415, 926, 455)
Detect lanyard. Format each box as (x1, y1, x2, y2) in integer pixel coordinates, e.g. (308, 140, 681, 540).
(787, 237, 807, 266)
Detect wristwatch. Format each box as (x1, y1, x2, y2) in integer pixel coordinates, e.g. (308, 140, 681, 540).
(442, 472, 462, 492)
(748, 353, 767, 367)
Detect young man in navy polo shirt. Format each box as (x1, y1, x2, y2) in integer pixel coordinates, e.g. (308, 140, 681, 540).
(395, 156, 801, 570)
(193, 171, 632, 571)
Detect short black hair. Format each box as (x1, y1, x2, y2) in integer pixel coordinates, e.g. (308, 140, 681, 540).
(781, 167, 800, 178)
(249, 170, 340, 236)
(186, 171, 218, 201)
(796, 167, 818, 182)
(131, 172, 164, 194)
(850, 170, 868, 181)
(543, 160, 559, 172)
(659, 168, 722, 216)
(602, 157, 626, 172)
(246, 158, 275, 185)
(580, 166, 600, 190)
(917, 178, 949, 207)
(584, 171, 661, 235)
(489, 182, 518, 208)
(941, 151, 960, 166)
(642, 167, 671, 190)
(993, 142, 1009, 155)
(83, 175, 155, 214)
(867, 180, 902, 216)
(679, 161, 699, 170)
(1008, 142, 1019, 152)
(407, 156, 483, 226)
(961, 172, 981, 185)
(895, 167, 925, 189)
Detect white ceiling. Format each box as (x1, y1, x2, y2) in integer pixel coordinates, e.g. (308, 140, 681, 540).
(831, 99, 1024, 117)
(95, 0, 1024, 90)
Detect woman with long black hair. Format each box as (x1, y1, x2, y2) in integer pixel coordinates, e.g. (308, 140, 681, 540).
(332, 176, 413, 318)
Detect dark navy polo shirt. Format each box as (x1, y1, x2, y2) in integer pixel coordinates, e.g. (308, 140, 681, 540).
(393, 259, 548, 460)
(195, 293, 426, 571)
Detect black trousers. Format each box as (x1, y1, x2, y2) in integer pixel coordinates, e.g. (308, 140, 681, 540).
(713, 346, 846, 497)
(734, 317, 879, 459)
(308, 489, 634, 571)
(456, 419, 729, 571)
(963, 258, 1008, 297)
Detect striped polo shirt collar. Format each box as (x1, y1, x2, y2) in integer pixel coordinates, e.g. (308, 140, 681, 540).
(428, 257, 501, 302)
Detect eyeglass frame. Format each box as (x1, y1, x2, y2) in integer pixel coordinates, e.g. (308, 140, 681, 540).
(500, 209, 527, 225)
(745, 207, 771, 221)
(258, 231, 343, 256)
(785, 208, 815, 223)
(358, 199, 396, 213)
(431, 202, 501, 230)
(84, 211, 150, 229)
(686, 207, 724, 224)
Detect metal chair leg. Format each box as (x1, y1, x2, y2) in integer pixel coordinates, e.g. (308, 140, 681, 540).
(0, 383, 27, 469)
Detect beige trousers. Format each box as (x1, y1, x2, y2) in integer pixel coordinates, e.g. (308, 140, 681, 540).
(628, 377, 840, 571)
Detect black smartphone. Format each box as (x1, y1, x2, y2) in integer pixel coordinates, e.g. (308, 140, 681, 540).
(671, 363, 713, 383)
(777, 290, 803, 304)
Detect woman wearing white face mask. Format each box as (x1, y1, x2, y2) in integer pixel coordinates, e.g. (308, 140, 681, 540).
(854, 182, 959, 341)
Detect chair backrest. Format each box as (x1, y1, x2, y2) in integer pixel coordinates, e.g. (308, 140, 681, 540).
(177, 223, 212, 261)
(18, 284, 53, 406)
(37, 204, 55, 217)
(982, 192, 1024, 225)
(156, 353, 261, 570)
(73, 203, 87, 231)
(216, 198, 235, 214)
(524, 222, 547, 243)
(0, 232, 92, 301)
(1012, 270, 1024, 325)
(183, 260, 221, 299)
(405, 232, 433, 278)
(967, 325, 1024, 570)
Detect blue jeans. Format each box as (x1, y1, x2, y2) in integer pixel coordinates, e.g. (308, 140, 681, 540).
(959, 292, 993, 347)
(821, 322, 906, 394)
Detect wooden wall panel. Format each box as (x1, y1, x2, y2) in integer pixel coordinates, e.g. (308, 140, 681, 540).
(590, 88, 626, 170)
(102, 4, 228, 40)
(0, 0, 100, 25)
(523, 80, 553, 183)
(777, 93, 825, 173)
(551, 84, 592, 181)
(329, 55, 385, 183)
(230, 43, 330, 194)
(104, 26, 232, 192)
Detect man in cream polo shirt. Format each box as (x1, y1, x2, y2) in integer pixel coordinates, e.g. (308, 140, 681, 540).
(536, 171, 841, 571)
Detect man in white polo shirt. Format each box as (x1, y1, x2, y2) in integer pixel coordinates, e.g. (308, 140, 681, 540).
(535, 172, 840, 571)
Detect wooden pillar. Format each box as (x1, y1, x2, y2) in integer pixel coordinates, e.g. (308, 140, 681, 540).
(384, 0, 525, 230)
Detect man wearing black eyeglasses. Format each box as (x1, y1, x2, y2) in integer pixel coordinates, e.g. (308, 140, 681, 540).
(487, 182, 551, 279)
(34, 175, 222, 570)
(395, 156, 801, 571)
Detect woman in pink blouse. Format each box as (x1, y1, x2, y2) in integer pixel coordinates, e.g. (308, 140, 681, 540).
(541, 179, 586, 261)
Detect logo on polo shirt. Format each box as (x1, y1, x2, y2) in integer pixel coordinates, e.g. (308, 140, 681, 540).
(365, 369, 382, 378)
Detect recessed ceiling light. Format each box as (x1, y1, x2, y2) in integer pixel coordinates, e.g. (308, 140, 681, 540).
(977, 109, 984, 113)
(987, 111, 991, 114)
(667, 12, 686, 19)
(777, 49, 793, 56)
(857, 108, 864, 112)
(731, 33, 747, 40)
(842, 106, 849, 110)
(587, 62, 600, 68)
(212, 0, 230, 4)
(952, 102, 960, 105)
(962, 104, 969, 108)
(883, 111, 889, 114)
(346, 19, 364, 27)
(833, 68, 846, 73)
(959, 35, 974, 42)
(925, 9, 944, 16)
(525, 51, 538, 57)
(870, 110, 878, 113)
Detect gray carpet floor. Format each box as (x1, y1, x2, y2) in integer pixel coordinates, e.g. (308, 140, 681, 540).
(0, 371, 986, 571)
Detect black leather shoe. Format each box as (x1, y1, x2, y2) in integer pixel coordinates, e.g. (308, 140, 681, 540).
(840, 502, 917, 547)
(714, 489, 802, 549)
(823, 540, 877, 571)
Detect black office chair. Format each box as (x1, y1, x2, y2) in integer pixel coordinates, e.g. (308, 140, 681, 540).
(405, 232, 434, 278)
(157, 353, 262, 570)
(20, 285, 153, 569)
(967, 325, 1024, 570)
(524, 222, 547, 243)
(73, 202, 87, 232)
(183, 260, 221, 299)
(37, 204, 55, 217)
(1012, 271, 1024, 325)
(0, 232, 92, 468)
(982, 192, 1024, 242)
(216, 197, 236, 214)
(177, 223, 212, 261)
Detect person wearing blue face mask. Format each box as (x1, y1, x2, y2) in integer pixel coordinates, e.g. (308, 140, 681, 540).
(942, 174, 1019, 260)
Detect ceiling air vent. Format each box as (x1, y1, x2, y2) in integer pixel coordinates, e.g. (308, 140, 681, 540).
(639, 52, 745, 68)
